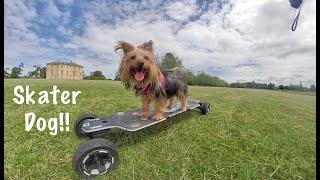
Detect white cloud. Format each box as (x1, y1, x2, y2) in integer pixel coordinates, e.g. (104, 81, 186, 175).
(4, 0, 42, 61)
(66, 0, 315, 86)
(4, 0, 316, 86)
(4, 0, 67, 69)
(47, 1, 61, 17)
(59, 0, 74, 6)
(165, 0, 198, 22)
(57, 25, 73, 36)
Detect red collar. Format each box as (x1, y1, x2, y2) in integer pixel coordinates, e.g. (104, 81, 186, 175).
(135, 83, 151, 96)
(135, 72, 165, 96)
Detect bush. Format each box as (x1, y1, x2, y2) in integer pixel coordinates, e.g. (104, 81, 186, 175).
(84, 71, 106, 80)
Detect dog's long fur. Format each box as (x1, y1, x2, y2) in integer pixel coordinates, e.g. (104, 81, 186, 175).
(115, 40, 188, 120)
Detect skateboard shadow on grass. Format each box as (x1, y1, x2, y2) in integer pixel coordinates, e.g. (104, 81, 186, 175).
(103, 110, 199, 148)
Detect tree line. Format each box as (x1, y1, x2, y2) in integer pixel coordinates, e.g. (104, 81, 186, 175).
(5, 56, 316, 92)
(230, 81, 316, 92)
(156, 53, 315, 91)
(4, 63, 46, 79)
(230, 81, 276, 89)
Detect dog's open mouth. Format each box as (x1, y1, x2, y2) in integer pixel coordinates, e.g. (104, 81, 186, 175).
(134, 70, 145, 82)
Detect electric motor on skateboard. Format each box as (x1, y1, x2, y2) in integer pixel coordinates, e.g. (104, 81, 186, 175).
(72, 100, 210, 179)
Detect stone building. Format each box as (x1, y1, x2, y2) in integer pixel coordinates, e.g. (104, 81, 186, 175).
(46, 61, 84, 80)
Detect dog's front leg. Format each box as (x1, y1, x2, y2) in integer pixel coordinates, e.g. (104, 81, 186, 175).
(167, 97, 174, 109)
(152, 98, 166, 121)
(140, 96, 152, 120)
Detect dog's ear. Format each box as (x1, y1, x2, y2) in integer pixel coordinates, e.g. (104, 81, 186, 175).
(141, 40, 153, 53)
(115, 41, 135, 54)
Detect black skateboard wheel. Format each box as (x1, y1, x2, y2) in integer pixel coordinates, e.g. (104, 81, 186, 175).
(72, 138, 118, 179)
(199, 103, 210, 115)
(74, 114, 97, 138)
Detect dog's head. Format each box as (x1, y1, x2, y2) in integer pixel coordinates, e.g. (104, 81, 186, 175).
(115, 40, 159, 89)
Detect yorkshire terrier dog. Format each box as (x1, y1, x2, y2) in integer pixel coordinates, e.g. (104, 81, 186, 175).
(115, 40, 188, 121)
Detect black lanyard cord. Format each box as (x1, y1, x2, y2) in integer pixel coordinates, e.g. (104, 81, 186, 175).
(291, 7, 301, 31)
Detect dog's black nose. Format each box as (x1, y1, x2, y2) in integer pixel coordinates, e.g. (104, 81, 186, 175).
(137, 61, 144, 67)
(135, 61, 144, 72)
(136, 62, 144, 71)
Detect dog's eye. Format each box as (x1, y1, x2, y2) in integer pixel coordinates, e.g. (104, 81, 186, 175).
(131, 55, 136, 60)
(144, 56, 149, 60)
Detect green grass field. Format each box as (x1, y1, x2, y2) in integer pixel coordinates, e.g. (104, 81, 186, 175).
(4, 79, 316, 179)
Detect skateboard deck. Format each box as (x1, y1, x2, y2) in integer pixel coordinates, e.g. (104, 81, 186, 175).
(82, 100, 201, 132)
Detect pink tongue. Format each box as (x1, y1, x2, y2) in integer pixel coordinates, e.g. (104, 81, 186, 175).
(135, 72, 144, 81)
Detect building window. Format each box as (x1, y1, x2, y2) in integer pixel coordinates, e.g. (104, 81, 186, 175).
(66, 71, 68, 75)
(61, 70, 63, 75)
(73, 71, 75, 76)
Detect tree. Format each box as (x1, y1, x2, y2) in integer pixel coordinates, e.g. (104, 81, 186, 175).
(310, 84, 316, 92)
(10, 63, 24, 78)
(229, 81, 273, 90)
(39, 66, 46, 78)
(28, 65, 40, 78)
(186, 71, 228, 87)
(28, 65, 46, 78)
(84, 70, 106, 80)
(114, 73, 120, 81)
(186, 70, 196, 85)
(278, 85, 284, 90)
(158, 53, 183, 70)
(4, 68, 10, 78)
(10, 67, 23, 78)
(287, 83, 309, 92)
(268, 82, 275, 90)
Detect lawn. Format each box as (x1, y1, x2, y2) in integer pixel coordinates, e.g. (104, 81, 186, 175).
(4, 79, 316, 179)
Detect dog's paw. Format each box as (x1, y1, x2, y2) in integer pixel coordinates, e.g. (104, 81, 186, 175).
(140, 113, 149, 120)
(152, 114, 164, 121)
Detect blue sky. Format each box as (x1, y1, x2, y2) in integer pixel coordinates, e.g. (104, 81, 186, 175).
(4, 0, 316, 86)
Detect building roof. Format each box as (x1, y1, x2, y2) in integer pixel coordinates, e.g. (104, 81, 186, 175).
(46, 61, 83, 68)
